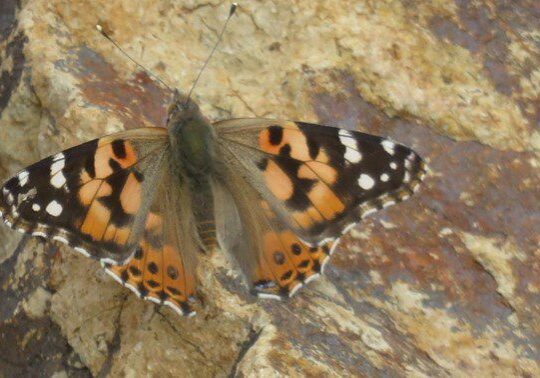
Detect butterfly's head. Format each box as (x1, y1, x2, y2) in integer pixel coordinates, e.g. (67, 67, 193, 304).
(166, 90, 204, 125)
(167, 90, 216, 173)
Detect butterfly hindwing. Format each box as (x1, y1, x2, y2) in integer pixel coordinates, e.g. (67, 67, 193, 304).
(0, 128, 169, 263)
(214, 161, 335, 298)
(213, 178, 335, 298)
(103, 171, 199, 316)
(214, 118, 427, 297)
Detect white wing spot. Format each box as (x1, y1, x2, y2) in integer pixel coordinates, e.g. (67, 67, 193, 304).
(380, 173, 390, 182)
(52, 153, 65, 162)
(104, 267, 124, 284)
(382, 200, 396, 208)
(46, 200, 63, 217)
(165, 300, 194, 317)
(289, 283, 304, 297)
(381, 140, 395, 155)
(53, 235, 69, 244)
(18, 171, 29, 187)
(342, 222, 357, 234)
(257, 293, 282, 300)
(320, 256, 331, 274)
(390, 162, 398, 170)
(304, 273, 320, 284)
(50, 159, 65, 174)
(101, 257, 119, 266)
(32, 203, 41, 212)
(339, 129, 362, 163)
(361, 208, 377, 218)
(358, 174, 375, 190)
(75, 247, 91, 257)
(51, 171, 67, 188)
(146, 296, 161, 304)
(404, 171, 411, 183)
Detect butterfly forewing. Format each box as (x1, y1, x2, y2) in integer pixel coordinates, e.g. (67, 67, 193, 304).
(0, 128, 169, 263)
(215, 119, 427, 244)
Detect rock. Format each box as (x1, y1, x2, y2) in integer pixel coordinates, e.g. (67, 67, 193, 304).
(1, 0, 539, 376)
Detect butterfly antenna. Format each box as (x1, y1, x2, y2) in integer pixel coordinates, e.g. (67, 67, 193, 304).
(184, 3, 238, 106)
(95, 24, 173, 92)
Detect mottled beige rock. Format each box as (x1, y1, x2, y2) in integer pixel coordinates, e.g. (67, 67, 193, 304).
(1, 0, 539, 377)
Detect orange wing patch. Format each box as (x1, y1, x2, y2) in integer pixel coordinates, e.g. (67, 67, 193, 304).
(263, 160, 294, 201)
(120, 172, 142, 214)
(76, 139, 144, 246)
(103, 211, 196, 317)
(258, 122, 311, 161)
(257, 124, 347, 234)
(92, 138, 137, 178)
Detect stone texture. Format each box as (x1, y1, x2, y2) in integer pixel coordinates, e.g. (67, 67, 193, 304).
(1, 0, 539, 376)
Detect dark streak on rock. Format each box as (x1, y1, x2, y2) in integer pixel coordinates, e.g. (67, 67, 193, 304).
(228, 327, 263, 378)
(0, 0, 19, 42)
(470, 258, 517, 314)
(97, 293, 128, 378)
(0, 235, 44, 321)
(156, 309, 210, 363)
(0, 31, 28, 115)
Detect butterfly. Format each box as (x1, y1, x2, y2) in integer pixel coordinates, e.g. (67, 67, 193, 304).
(0, 88, 427, 317)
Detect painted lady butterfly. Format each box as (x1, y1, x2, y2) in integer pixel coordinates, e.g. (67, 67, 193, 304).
(0, 7, 427, 317)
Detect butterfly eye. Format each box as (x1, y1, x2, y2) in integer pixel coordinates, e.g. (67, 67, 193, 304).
(176, 102, 190, 112)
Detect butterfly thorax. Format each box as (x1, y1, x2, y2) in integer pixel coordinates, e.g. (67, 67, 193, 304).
(167, 97, 217, 250)
(167, 98, 216, 176)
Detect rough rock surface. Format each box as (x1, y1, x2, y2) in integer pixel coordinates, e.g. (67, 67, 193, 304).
(1, 0, 539, 376)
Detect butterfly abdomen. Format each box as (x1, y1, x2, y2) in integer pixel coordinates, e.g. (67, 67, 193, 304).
(190, 176, 217, 250)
